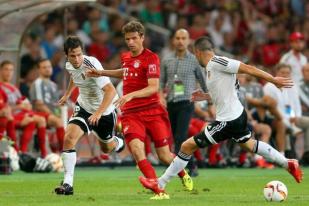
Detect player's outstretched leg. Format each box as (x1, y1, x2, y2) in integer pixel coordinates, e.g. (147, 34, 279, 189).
(240, 139, 303, 183)
(156, 147, 194, 191)
(139, 137, 198, 198)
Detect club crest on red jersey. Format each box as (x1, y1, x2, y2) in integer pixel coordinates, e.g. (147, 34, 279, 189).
(148, 64, 157, 74)
(133, 60, 140, 68)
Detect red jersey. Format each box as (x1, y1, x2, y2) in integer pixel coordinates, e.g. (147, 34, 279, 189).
(121, 49, 160, 112)
(0, 87, 8, 109)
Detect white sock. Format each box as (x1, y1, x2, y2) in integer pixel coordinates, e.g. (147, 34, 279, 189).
(62, 150, 76, 186)
(158, 154, 190, 189)
(114, 136, 124, 152)
(254, 140, 288, 168)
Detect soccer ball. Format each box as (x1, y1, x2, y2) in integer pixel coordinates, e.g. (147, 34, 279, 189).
(45, 153, 63, 172)
(263, 180, 288, 202)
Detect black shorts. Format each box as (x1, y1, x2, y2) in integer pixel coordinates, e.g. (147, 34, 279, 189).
(194, 109, 251, 148)
(68, 103, 116, 142)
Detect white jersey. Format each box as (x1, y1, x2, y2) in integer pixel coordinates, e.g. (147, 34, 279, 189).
(65, 55, 117, 115)
(206, 56, 243, 121)
(280, 50, 307, 84)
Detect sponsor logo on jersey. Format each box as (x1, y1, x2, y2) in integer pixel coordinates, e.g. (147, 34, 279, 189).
(133, 60, 140, 68)
(148, 64, 157, 74)
(124, 126, 129, 133)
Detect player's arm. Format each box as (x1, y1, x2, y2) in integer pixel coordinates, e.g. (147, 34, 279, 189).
(88, 83, 117, 125)
(238, 63, 293, 89)
(97, 83, 116, 115)
(159, 62, 167, 106)
(114, 78, 159, 108)
(86, 67, 124, 79)
(58, 77, 75, 105)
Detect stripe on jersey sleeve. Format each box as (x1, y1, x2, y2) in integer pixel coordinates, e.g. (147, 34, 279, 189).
(211, 57, 228, 66)
(84, 58, 96, 69)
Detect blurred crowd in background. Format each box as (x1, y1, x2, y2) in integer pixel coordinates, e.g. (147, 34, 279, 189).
(1, 0, 309, 171)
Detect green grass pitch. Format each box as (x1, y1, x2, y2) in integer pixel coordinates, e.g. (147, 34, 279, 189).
(1, 167, 308, 206)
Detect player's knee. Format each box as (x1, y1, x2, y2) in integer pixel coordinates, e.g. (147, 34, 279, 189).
(101, 144, 112, 153)
(180, 140, 196, 155)
(63, 133, 77, 149)
(129, 143, 145, 161)
(51, 115, 63, 127)
(35, 116, 46, 127)
(157, 152, 173, 165)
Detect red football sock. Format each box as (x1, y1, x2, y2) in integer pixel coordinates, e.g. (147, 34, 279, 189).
(208, 144, 219, 165)
(137, 159, 157, 178)
(20, 122, 36, 153)
(7, 120, 18, 151)
(56, 127, 65, 151)
(37, 127, 47, 158)
(239, 151, 247, 165)
(194, 149, 203, 161)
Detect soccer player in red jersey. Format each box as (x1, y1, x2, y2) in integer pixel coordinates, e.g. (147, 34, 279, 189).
(0, 60, 48, 157)
(86, 21, 193, 199)
(0, 86, 12, 141)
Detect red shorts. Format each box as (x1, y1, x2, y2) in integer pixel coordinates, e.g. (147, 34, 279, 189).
(121, 105, 172, 148)
(34, 111, 50, 121)
(0, 117, 8, 128)
(188, 118, 206, 137)
(13, 111, 34, 126)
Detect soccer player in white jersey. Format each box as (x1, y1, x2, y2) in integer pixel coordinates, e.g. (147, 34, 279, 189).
(54, 36, 124, 195)
(140, 36, 303, 197)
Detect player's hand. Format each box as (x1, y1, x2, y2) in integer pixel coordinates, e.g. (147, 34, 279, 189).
(273, 77, 294, 89)
(114, 94, 133, 108)
(58, 95, 69, 106)
(88, 112, 102, 126)
(191, 89, 211, 102)
(85, 66, 102, 78)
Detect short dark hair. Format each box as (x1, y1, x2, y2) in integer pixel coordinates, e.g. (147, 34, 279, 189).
(0, 60, 13, 68)
(194, 36, 214, 51)
(63, 36, 83, 55)
(275, 63, 291, 72)
(36, 58, 50, 68)
(122, 20, 145, 36)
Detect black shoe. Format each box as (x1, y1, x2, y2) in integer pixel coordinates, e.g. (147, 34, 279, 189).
(54, 182, 74, 195)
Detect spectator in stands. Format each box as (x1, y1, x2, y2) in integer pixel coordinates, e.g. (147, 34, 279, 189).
(280, 32, 307, 84)
(40, 26, 58, 59)
(53, 18, 92, 49)
(139, 0, 163, 26)
(188, 14, 208, 40)
(29, 59, 65, 152)
(82, 8, 109, 35)
(87, 30, 111, 63)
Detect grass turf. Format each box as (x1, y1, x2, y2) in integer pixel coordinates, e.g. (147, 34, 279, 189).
(0, 167, 308, 206)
